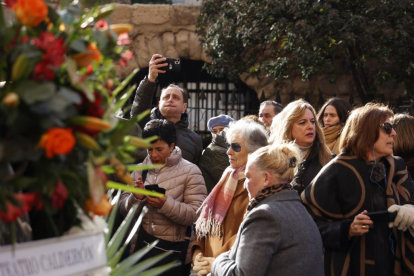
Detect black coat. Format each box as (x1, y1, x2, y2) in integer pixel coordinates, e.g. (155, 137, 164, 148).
(302, 153, 414, 276)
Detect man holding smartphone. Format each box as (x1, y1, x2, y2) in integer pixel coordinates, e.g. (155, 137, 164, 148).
(130, 54, 202, 164)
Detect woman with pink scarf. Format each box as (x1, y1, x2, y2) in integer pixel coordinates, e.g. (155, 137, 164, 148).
(191, 119, 268, 276)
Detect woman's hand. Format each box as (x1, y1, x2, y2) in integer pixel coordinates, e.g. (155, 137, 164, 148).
(146, 195, 167, 209)
(133, 176, 145, 200)
(348, 210, 374, 239)
(193, 252, 215, 276)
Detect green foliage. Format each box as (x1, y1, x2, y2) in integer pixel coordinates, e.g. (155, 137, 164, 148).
(197, 0, 414, 102)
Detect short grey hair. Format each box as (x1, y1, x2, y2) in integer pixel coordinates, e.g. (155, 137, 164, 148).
(226, 119, 268, 153)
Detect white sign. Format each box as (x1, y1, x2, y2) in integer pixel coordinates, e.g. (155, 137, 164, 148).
(0, 231, 107, 276)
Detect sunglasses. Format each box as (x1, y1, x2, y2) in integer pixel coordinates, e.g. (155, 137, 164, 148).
(379, 122, 397, 135)
(227, 143, 242, 152)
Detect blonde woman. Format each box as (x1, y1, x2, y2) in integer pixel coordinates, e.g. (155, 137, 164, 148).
(211, 142, 323, 276)
(393, 113, 414, 176)
(269, 99, 332, 194)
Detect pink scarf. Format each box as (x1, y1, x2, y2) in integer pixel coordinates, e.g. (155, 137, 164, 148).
(195, 165, 246, 239)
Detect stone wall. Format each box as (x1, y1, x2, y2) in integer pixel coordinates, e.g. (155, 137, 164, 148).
(111, 4, 210, 79)
(111, 4, 406, 107)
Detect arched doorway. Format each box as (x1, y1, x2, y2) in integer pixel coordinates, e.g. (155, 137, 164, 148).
(123, 59, 261, 147)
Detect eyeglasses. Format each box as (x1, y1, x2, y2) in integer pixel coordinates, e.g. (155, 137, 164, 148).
(227, 143, 242, 152)
(379, 122, 397, 135)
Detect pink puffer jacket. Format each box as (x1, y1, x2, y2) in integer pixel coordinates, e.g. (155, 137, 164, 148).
(119, 147, 207, 244)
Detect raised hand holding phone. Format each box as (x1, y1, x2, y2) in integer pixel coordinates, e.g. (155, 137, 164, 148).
(148, 54, 168, 82)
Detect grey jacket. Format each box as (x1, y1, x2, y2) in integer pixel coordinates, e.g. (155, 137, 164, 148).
(198, 131, 229, 193)
(211, 190, 323, 276)
(130, 76, 203, 164)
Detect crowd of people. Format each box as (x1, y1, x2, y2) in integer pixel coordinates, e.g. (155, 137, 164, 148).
(119, 54, 414, 276)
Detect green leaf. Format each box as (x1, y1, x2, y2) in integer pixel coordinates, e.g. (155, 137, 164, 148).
(123, 251, 173, 276)
(70, 39, 88, 53)
(138, 261, 181, 276)
(100, 164, 163, 174)
(106, 204, 138, 260)
(114, 85, 137, 112)
(106, 181, 165, 198)
(0, 3, 5, 29)
(45, 87, 82, 113)
(111, 240, 159, 276)
(92, 30, 109, 50)
(66, 58, 94, 101)
(17, 82, 56, 105)
(7, 177, 37, 190)
(112, 69, 139, 99)
(108, 206, 148, 269)
(133, 109, 151, 123)
(105, 189, 121, 245)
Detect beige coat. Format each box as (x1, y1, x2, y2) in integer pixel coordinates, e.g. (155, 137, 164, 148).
(119, 147, 207, 246)
(191, 179, 249, 259)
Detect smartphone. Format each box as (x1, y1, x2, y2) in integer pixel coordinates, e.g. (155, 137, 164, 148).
(145, 184, 166, 195)
(365, 210, 397, 224)
(156, 57, 181, 72)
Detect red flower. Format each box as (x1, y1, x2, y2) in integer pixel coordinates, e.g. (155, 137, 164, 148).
(31, 32, 66, 81)
(95, 20, 108, 30)
(5, 0, 18, 8)
(119, 50, 133, 67)
(117, 32, 132, 45)
(0, 193, 43, 222)
(52, 180, 68, 209)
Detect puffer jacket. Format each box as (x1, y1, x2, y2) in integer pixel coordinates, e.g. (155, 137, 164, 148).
(119, 147, 207, 246)
(130, 76, 203, 164)
(199, 131, 229, 193)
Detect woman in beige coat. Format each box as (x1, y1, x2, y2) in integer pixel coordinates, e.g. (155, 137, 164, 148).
(119, 119, 207, 275)
(192, 119, 268, 276)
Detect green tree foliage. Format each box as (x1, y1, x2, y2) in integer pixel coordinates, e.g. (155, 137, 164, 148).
(196, 0, 414, 103)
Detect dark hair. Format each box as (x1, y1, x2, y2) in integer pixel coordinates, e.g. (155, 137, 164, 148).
(317, 97, 353, 127)
(142, 119, 176, 146)
(161, 84, 188, 103)
(260, 100, 283, 114)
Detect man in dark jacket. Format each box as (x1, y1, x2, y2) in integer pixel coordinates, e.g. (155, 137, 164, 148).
(130, 54, 203, 164)
(198, 114, 234, 193)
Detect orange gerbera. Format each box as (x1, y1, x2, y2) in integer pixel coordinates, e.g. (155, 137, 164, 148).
(13, 0, 48, 27)
(39, 128, 76, 159)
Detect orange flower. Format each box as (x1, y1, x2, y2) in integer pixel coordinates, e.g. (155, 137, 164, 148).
(13, 0, 48, 27)
(39, 128, 76, 159)
(85, 195, 112, 217)
(71, 43, 101, 68)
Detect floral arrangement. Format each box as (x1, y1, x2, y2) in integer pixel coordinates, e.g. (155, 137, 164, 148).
(0, 0, 160, 243)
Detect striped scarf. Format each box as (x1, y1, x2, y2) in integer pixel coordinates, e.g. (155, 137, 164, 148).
(195, 166, 245, 239)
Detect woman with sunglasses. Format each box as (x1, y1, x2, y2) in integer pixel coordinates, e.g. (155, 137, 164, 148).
(317, 97, 353, 154)
(302, 103, 414, 276)
(192, 119, 268, 276)
(269, 99, 332, 194)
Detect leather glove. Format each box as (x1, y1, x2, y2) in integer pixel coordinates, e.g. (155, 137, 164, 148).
(388, 204, 414, 235)
(193, 253, 215, 276)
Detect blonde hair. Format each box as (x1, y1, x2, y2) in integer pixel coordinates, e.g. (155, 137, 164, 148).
(248, 142, 300, 183)
(338, 103, 394, 159)
(392, 113, 414, 156)
(269, 99, 331, 166)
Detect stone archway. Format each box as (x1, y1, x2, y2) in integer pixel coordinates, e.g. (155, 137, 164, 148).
(111, 4, 210, 77)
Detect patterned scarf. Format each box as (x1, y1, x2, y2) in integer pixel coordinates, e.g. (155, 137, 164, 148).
(195, 166, 245, 239)
(246, 183, 292, 215)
